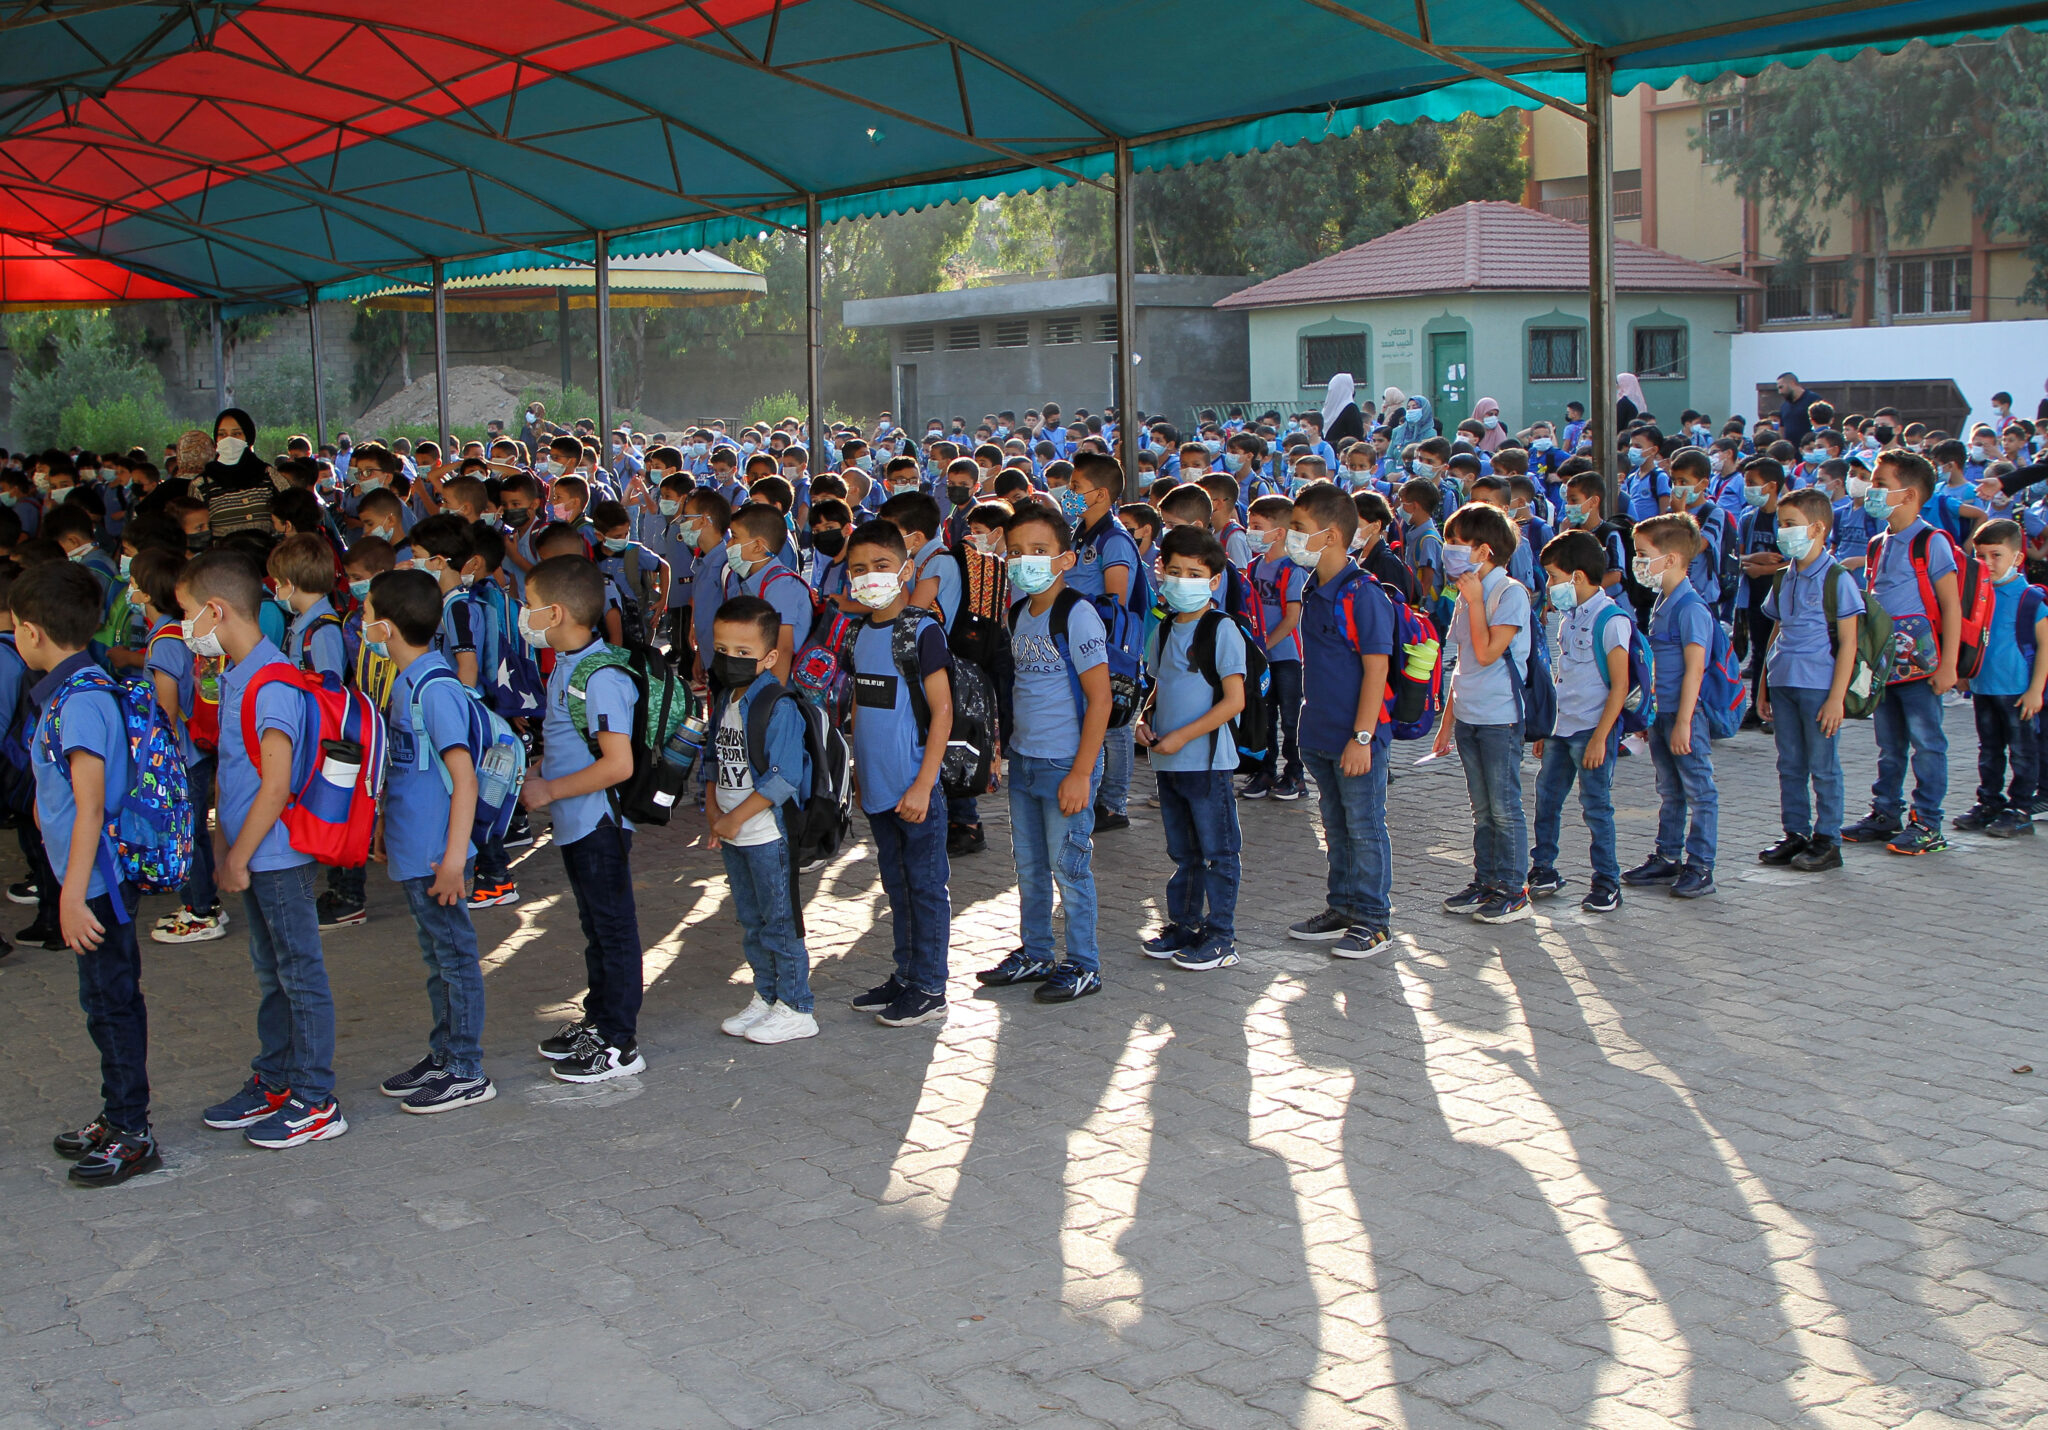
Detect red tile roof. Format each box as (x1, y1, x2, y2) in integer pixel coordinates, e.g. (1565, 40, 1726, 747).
(1215, 201, 1759, 309)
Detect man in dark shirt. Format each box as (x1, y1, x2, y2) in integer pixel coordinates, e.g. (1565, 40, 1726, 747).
(1776, 373, 1821, 447)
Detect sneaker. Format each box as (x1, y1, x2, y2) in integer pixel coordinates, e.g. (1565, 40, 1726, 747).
(1474, 888, 1532, 924)
(150, 908, 229, 944)
(721, 993, 776, 1037)
(977, 950, 1056, 986)
(1951, 803, 1997, 832)
(1141, 923, 1201, 959)
(401, 1072, 496, 1115)
(849, 976, 906, 1013)
(379, 1054, 447, 1098)
(1789, 837, 1842, 871)
(1330, 925, 1391, 959)
(53, 1115, 114, 1159)
(1757, 834, 1809, 865)
(745, 1005, 819, 1044)
(1033, 965, 1102, 1002)
(946, 823, 987, 857)
(537, 1017, 596, 1061)
(15, 917, 64, 950)
(1840, 812, 1903, 845)
(1986, 808, 2035, 839)
(468, 880, 520, 910)
(1442, 881, 1491, 915)
(1886, 818, 1948, 856)
(1238, 772, 1274, 800)
(1093, 809, 1131, 832)
(875, 988, 948, 1027)
(244, 1095, 348, 1149)
(202, 1075, 290, 1129)
(1287, 910, 1352, 942)
(1669, 865, 1717, 899)
(1621, 855, 1683, 886)
(1172, 937, 1239, 971)
(68, 1128, 161, 1186)
(1270, 775, 1303, 802)
(550, 1032, 647, 1082)
(2030, 796, 2048, 818)
(1526, 867, 1566, 899)
(502, 811, 534, 848)
(1580, 883, 1622, 913)
(316, 895, 366, 929)
(7, 878, 40, 904)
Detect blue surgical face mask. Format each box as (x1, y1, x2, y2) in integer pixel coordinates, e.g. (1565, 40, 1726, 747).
(1547, 581, 1579, 612)
(1008, 554, 1056, 595)
(1742, 483, 1767, 508)
(1530, 438, 1553, 453)
(603, 536, 631, 553)
(1776, 526, 1813, 561)
(1627, 447, 1646, 468)
(118, 554, 132, 577)
(1441, 543, 1476, 580)
(358, 475, 386, 493)
(1057, 488, 1089, 526)
(658, 497, 681, 518)
(1161, 575, 1214, 614)
(349, 578, 372, 599)
(1671, 484, 1696, 509)
(1223, 452, 1246, 473)
(1863, 488, 1894, 520)
(1562, 502, 1590, 527)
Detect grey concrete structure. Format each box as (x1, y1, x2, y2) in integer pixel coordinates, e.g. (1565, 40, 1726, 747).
(843, 275, 1253, 433)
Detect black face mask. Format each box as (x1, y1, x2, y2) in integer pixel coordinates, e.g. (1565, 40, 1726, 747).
(1875, 425, 1896, 443)
(503, 507, 531, 527)
(947, 484, 973, 507)
(712, 653, 763, 691)
(811, 529, 846, 559)
(187, 530, 213, 554)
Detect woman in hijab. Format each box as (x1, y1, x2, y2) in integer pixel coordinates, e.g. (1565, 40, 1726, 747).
(1615, 373, 1647, 431)
(1470, 396, 1507, 453)
(199, 407, 282, 537)
(1391, 392, 1436, 450)
(1321, 372, 1365, 448)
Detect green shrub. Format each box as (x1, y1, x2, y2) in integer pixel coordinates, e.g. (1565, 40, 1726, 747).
(56, 393, 185, 456)
(741, 389, 862, 430)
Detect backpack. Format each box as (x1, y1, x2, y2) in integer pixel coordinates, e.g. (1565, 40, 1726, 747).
(0, 635, 36, 815)
(945, 545, 1013, 678)
(564, 641, 701, 826)
(1145, 610, 1271, 766)
(406, 666, 528, 847)
(241, 665, 386, 866)
(790, 606, 857, 725)
(891, 607, 997, 798)
(1323, 566, 1442, 740)
(603, 559, 653, 647)
(1588, 602, 1657, 735)
(743, 682, 851, 875)
(1658, 585, 1750, 738)
(1008, 588, 1144, 729)
(1505, 610, 1556, 744)
(41, 667, 194, 916)
(2014, 582, 2048, 675)
(1597, 516, 1652, 613)
(476, 581, 546, 718)
(186, 636, 224, 753)
(1866, 526, 1992, 683)
(290, 609, 345, 676)
(1771, 560, 1893, 720)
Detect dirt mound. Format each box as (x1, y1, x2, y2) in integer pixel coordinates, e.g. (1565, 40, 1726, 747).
(353, 364, 556, 435)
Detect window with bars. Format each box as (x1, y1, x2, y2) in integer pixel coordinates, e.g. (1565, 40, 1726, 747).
(946, 324, 981, 351)
(1045, 318, 1080, 345)
(1094, 313, 1119, 343)
(1887, 256, 1970, 316)
(993, 319, 1030, 348)
(1299, 333, 1366, 388)
(1763, 262, 1847, 322)
(901, 328, 934, 354)
(1527, 327, 1582, 380)
(1633, 326, 1686, 379)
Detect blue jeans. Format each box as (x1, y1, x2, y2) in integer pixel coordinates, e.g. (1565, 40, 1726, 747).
(184, 757, 217, 912)
(399, 863, 485, 1077)
(1454, 720, 1527, 891)
(946, 794, 979, 828)
(1260, 658, 1304, 780)
(1973, 692, 2038, 811)
(1157, 770, 1241, 940)
(559, 821, 644, 1043)
(1301, 747, 1392, 929)
(1648, 708, 1718, 870)
(867, 810, 950, 995)
(77, 884, 148, 1132)
(720, 835, 812, 1012)
(1531, 727, 1619, 887)
(1099, 724, 1134, 815)
(1771, 686, 1844, 839)
(1008, 753, 1102, 970)
(1871, 678, 1947, 827)
(244, 864, 336, 1104)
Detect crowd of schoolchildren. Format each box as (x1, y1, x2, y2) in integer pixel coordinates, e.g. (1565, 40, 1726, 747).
(12, 378, 2046, 1187)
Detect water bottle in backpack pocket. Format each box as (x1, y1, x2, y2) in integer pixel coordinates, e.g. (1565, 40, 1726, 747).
(406, 668, 528, 847)
(564, 642, 699, 825)
(239, 666, 385, 866)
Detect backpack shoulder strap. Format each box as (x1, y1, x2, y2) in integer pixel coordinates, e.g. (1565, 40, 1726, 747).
(743, 681, 794, 779)
(892, 608, 943, 737)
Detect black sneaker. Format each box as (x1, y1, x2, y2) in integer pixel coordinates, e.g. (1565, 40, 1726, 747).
(316, 894, 366, 929)
(977, 950, 1056, 986)
(1092, 808, 1130, 832)
(7, 878, 40, 904)
(1141, 923, 1201, 959)
(1986, 808, 2035, 839)
(1840, 812, 1903, 844)
(68, 1128, 161, 1187)
(537, 1017, 596, 1061)
(1270, 775, 1303, 802)
(850, 975, 907, 1013)
(1669, 865, 1717, 898)
(1621, 855, 1683, 886)
(1171, 937, 1239, 971)
(1238, 773, 1274, 800)
(875, 989, 948, 1027)
(53, 1115, 114, 1159)
(1758, 833, 1808, 865)
(1330, 925, 1391, 959)
(401, 1071, 497, 1115)
(1951, 803, 1997, 832)
(1442, 881, 1490, 915)
(1033, 965, 1102, 1002)
(379, 1054, 447, 1098)
(502, 811, 535, 848)
(1474, 888, 1532, 924)
(1526, 866, 1567, 899)
(1789, 837, 1842, 871)
(1580, 883, 1622, 913)
(946, 823, 987, 857)
(15, 917, 63, 950)
(1287, 910, 1352, 942)
(1886, 818, 1948, 855)
(550, 1032, 646, 1083)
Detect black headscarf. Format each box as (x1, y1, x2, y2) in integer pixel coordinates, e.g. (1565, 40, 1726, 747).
(203, 407, 272, 492)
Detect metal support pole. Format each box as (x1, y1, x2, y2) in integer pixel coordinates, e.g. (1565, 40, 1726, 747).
(1113, 139, 1140, 497)
(210, 302, 225, 409)
(805, 194, 826, 477)
(558, 288, 572, 393)
(306, 286, 327, 448)
(1585, 52, 1618, 512)
(594, 232, 612, 445)
(431, 260, 450, 451)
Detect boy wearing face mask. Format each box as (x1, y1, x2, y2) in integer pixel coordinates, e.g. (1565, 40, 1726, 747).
(649, 466, 698, 655)
(1397, 477, 1449, 633)
(1243, 495, 1306, 801)
(681, 490, 733, 688)
(270, 534, 348, 682)
(1734, 457, 1789, 723)
(1756, 489, 1863, 872)
(840, 521, 956, 1026)
(590, 501, 669, 648)
(1062, 455, 1144, 833)
(1824, 459, 1872, 583)
(807, 497, 857, 607)
(1952, 520, 2047, 838)
(1621, 514, 1719, 898)
(1623, 430, 1671, 520)
(722, 503, 812, 684)
(1138, 525, 1247, 971)
(1668, 448, 1736, 615)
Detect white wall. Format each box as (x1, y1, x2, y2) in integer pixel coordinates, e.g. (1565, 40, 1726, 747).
(1729, 320, 2048, 433)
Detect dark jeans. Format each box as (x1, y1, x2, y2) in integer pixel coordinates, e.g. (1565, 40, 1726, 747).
(400, 863, 486, 1078)
(1301, 746, 1392, 929)
(1260, 659, 1304, 780)
(946, 794, 979, 828)
(327, 860, 366, 904)
(1009, 753, 1102, 970)
(1745, 607, 1775, 712)
(720, 835, 813, 1011)
(472, 829, 511, 884)
(1454, 720, 1527, 891)
(1771, 685, 1844, 839)
(1871, 678, 1947, 827)
(1648, 707, 1718, 870)
(1157, 769, 1241, 940)
(560, 820, 643, 1044)
(1974, 692, 2039, 812)
(244, 863, 337, 1104)
(1531, 727, 1619, 887)
(77, 883, 148, 1132)
(867, 809, 951, 995)
(664, 607, 693, 670)
(184, 757, 218, 913)
(18, 818, 56, 925)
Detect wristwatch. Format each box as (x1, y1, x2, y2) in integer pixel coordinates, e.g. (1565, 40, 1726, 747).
(1353, 730, 1374, 746)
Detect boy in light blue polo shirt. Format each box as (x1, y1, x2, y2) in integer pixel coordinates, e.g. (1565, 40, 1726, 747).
(1955, 520, 2048, 838)
(681, 488, 732, 681)
(1758, 489, 1864, 871)
(1398, 477, 1449, 633)
(1062, 453, 1143, 829)
(1431, 503, 1534, 925)
(1623, 514, 1720, 897)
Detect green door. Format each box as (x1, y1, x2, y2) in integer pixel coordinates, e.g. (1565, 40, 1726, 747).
(1431, 332, 1469, 421)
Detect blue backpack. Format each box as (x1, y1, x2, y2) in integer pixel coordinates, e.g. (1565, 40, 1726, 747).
(1590, 603, 1657, 735)
(1507, 617, 1556, 743)
(1008, 588, 1145, 729)
(0, 634, 34, 815)
(407, 666, 527, 847)
(474, 583, 545, 719)
(42, 666, 194, 920)
(1662, 585, 1750, 738)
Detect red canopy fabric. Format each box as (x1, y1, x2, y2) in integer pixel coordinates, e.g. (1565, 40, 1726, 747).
(0, 233, 191, 309)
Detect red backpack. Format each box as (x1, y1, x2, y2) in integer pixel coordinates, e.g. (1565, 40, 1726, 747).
(1868, 526, 1992, 681)
(239, 666, 386, 866)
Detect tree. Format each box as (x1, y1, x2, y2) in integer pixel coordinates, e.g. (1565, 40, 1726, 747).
(1962, 28, 2048, 303)
(4, 309, 178, 450)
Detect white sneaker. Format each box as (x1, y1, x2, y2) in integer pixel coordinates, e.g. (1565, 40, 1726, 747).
(151, 909, 230, 945)
(720, 993, 775, 1037)
(743, 1004, 819, 1045)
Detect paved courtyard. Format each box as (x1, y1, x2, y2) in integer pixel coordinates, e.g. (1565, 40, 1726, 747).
(1, 704, 2043, 1430)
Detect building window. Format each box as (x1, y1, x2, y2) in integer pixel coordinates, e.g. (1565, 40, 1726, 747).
(1703, 104, 1741, 159)
(1045, 317, 1080, 345)
(946, 324, 980, 351)
(1300, 333, 1366, 387)
(993, 319, 1029, 348)
(1094, 313, 1119, 343)
(1763, 261, 1848, 322)
(1527, 327, 1582, 381)
(1535, 171, 1642, 224)
(1633, 326, 1686, 379)
(1888, 256, 1970, 316)
(901, 327, 934, 354)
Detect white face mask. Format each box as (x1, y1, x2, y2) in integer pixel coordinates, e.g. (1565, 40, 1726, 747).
(215, 436, 248, 464)
(184, 608, 226, 658)
(850, 567, 903, 609)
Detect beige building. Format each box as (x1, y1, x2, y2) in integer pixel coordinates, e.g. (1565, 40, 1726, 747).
(1522, 83, 2047, 329)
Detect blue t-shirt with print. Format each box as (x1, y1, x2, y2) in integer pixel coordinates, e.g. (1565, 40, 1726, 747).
(384, 652, 477, 882)
(540, 639, 639, 847)
(1148, 615, 1247, 772)
(1972, 575, 2039, 698)
(1009, 595, 1107, 761)
(850, 615, 950, 813)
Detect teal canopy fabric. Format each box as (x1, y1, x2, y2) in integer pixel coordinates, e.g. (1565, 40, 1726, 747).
(0, 1, 2035, 307)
